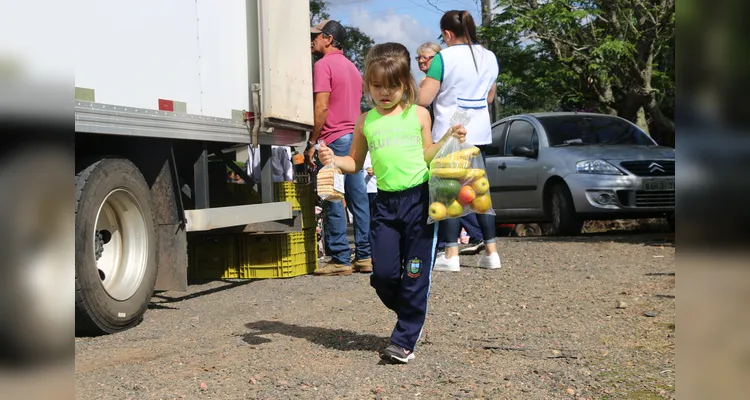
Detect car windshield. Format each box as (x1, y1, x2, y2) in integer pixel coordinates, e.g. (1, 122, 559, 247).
(538, 115, 655, 146)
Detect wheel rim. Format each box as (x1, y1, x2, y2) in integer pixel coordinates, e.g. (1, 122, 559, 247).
(94, 189, 148, 301)
(551, 195, 562, 226)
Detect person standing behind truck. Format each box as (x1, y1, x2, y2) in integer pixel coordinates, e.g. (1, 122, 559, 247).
(305, 19, 372, 276)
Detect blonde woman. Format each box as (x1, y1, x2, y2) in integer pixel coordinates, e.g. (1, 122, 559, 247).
(416, 42, 442, 86)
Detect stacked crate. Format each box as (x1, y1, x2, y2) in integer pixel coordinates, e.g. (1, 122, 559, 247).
(274, 181, 316, 230)
(188, 181, 319, 280)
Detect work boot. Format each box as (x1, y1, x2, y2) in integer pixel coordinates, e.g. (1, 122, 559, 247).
(313, 262, 353, 276)
(352, 258, 373, 273)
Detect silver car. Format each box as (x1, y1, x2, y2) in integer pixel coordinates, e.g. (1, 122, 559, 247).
(484, 112, 675, 235)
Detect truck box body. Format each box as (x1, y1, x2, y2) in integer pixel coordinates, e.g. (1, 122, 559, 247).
(75, 0, 313, 139)
(69, 0, 317, 338)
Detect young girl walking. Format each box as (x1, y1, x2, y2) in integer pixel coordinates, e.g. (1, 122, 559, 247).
(317, 42, 466, 364)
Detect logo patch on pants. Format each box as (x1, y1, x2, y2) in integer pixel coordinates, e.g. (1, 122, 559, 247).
(407, 257, 422, 278)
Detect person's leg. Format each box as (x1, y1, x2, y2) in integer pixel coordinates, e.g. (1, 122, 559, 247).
(461, 213, 483, 243)
(389, 184, 437, 354)
(434, 217, 461, 271)
(318, 135, 353, 267)
(369, 193, 401, 312)
(473, 146, 500, 267)
(345, 170, 371, 261)
(458, 213, 487, 255)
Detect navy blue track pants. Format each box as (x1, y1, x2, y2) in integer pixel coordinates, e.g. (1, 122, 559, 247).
(369, 182, 438, 351)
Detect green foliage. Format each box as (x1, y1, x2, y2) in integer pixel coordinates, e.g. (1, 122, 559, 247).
(483, 0, 674, 142)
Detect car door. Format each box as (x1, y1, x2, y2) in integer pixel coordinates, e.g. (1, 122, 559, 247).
(483, 121, 508, 215)
(493, 119, 543, 212)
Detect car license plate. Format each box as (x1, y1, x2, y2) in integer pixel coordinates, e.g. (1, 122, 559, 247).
(642, 178, 675, 191)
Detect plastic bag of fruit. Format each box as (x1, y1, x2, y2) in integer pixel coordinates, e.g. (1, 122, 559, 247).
(427, 110, 494, 224)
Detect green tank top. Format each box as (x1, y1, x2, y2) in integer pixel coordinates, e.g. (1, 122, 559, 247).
(362, 105, 429, 192)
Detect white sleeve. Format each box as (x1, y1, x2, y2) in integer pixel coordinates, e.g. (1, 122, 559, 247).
(363, 152, 372, 169)
(282, 147, 293, 182)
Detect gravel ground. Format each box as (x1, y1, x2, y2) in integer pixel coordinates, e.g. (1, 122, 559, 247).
(75, 233, 675, 400)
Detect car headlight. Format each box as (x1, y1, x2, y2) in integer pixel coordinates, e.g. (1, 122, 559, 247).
(576, 160, 624, 175)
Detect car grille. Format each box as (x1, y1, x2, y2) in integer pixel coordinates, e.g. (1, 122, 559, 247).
(635, 190, 675, 208)
(619, 160, 675, 176)
(617, 190, 675, 208)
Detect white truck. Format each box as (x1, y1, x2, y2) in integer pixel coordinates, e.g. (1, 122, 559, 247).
(74, 0, 314, 335)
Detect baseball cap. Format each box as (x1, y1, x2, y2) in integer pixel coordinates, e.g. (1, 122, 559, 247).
(311, 19, 346, 43)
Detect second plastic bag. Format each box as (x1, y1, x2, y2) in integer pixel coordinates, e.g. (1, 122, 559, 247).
(315, 141, 345, 202)
(427, 110, 495, 224)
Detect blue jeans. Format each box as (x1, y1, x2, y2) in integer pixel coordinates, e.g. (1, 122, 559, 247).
(437, 213, 483, 250)
(320, 133, 371, 265)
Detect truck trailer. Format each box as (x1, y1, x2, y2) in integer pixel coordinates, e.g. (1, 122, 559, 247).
(74, 0, 314, 335)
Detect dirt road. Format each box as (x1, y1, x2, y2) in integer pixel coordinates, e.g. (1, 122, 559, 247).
(75, 233, 675, 399)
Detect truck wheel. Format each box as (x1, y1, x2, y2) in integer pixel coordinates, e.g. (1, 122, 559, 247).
(76, 158, 157, 335)
(548, 184, 583, 236)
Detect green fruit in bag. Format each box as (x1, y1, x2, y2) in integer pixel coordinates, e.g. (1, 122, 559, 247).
(434, 179, 462, 202)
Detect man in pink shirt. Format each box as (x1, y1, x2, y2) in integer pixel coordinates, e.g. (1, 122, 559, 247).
(306, 19, 371, 276)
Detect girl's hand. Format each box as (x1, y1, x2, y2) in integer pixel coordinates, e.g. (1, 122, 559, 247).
(366, 167, 374, 176)
(449, 124, 467, 143)
(318, 142, 335, 165)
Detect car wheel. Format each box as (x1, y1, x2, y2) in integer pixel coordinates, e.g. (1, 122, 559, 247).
(513, 224, 542, 237)
(548, 184, 583, 236)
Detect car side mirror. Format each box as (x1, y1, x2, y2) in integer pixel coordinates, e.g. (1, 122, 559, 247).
(512, 145, 537, 158)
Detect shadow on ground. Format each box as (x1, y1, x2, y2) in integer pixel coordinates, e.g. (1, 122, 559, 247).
(147, 280, 259, 311)
(243, 320, 389, 352)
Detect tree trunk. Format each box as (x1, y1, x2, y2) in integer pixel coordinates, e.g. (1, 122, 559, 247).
(636, 107, 649, 134)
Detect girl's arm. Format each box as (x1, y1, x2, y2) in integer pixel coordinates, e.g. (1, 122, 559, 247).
(321, 113, 368, 173)
(418, 106, 466, 163)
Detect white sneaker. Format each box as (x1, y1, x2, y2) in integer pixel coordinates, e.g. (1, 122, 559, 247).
(478, 252, 502, 269)
(433, 254, 460, 272)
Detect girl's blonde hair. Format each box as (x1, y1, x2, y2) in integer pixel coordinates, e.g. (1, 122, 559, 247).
(363, 42, 418, 107)
(416, 42, 442, 57)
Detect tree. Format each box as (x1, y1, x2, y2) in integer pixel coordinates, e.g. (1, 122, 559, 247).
(309, 0, 374, 73)
(485, 0, 675, 145)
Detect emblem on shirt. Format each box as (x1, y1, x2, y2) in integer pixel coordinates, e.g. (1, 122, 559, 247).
(407, 257, 422, 278)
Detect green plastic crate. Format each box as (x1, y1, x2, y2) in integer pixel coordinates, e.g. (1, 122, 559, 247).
(235, 229, 318, 279)
(274, 182, 316, 229)
(188, 234, 238, 280)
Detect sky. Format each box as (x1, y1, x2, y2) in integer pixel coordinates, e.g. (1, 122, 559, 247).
(324, 0, 491, 78)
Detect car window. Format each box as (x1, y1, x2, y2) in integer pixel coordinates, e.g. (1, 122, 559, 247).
(486, 122, 507, 156)
(538, 115, 655, 146)
(504, 120, 538, 156)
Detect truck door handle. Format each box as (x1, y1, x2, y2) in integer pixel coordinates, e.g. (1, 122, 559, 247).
(498, 163, 507, 170)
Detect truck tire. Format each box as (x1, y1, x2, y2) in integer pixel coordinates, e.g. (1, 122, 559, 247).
(75, 158, 157, 335)
(548, 184, 583, 236)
